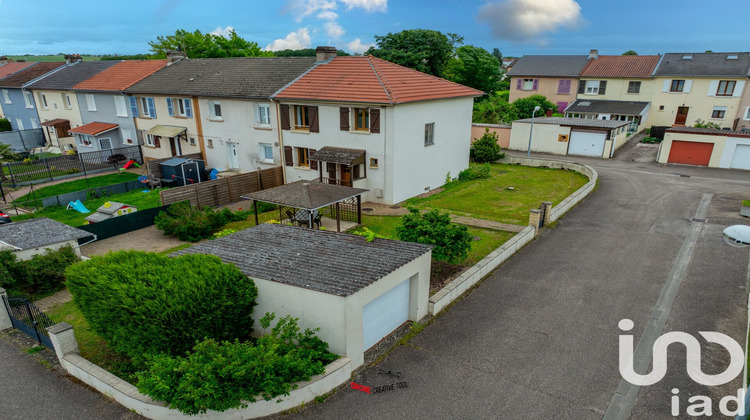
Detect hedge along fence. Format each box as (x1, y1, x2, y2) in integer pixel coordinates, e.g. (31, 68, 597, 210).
(160, 166, 283, 207)
(38, 180, 145, 208)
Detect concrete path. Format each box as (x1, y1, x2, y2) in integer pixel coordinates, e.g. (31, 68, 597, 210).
(34, 289, 72, 312)
(275, 150, 750, 419)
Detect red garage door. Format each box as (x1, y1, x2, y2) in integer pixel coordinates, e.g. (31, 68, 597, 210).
(667, 141, 714, 166)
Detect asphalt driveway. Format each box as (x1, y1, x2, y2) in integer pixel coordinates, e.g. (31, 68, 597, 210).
(279, 148, 750, 419)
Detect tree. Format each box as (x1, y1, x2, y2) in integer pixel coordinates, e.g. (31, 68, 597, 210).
(512, 95, 558, 119)
(473, 94, 517, 124)
(0, 118, 11, 132)
(365, 29, 463, 77)
(396, 208, 472, 263)
(444, 45, 503, 94)
(471, 128, 505, 163)
(622, 50, 638, 56)
(0, 143, 19, 161)
(492, 48, 503, 63)
(148, 29, 272, 58)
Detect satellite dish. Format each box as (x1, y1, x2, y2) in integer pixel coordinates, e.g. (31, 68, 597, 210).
(723, 225, 750, 248)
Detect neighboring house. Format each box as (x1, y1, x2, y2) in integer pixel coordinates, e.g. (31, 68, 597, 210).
(650, 52, 750, 128)
(70, 60, 167, 153)
(509, 117, 629, 158)
(274, 54, 482, 204)
(656, 126, 750, 169)
(0, 62, 65, 131)
(507, 52, 591, 112)
(567, 54, 661, 131)
(24, 57, 118, 151)
(0, 218, 92, 260)
(734, 75, 750, 131)
(174, 223, 432, 369)
(125, 54, 316, 172)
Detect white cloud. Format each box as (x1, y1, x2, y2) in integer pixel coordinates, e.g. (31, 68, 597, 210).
(339, 0, 387, 12)
(317, 11, 339, 20)
(265, 28, 312, 51)
(345, 38, 374, 54)
(478, 0, 583, 41)
(286, 0, 337, 22)
(325, 22, 345, 38)
(210, 26, 235, 38)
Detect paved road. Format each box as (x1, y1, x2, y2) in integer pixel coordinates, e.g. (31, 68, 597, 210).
(0, 337, 140, 419)
(278, 140, 750, 419)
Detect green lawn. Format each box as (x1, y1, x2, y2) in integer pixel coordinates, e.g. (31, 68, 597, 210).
(11, 188, 163, 226)
(2, 161, 70, 178)
(404, 163, 589, 225)
(14, 172, 140, 205)
(223, 209, 288, 231)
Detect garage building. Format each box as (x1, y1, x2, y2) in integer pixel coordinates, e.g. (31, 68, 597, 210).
(509, 117, 630, 158)
(657, 126, 750, 169)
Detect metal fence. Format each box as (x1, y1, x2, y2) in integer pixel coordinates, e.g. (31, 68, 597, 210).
(76, 204, 171, 242)
(0, 129, 46, 153)
(2, 295, 55, 349)
(36, 180, 145, 208)
(2, 145, 143, 187)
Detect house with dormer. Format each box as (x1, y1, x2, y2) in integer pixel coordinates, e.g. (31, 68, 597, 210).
(273, 53, 482, 204)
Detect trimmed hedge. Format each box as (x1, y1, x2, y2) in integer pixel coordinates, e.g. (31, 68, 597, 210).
(155, 201, 251, 242)
(0, 245, 79, 299)
(65, 251, 258, 358)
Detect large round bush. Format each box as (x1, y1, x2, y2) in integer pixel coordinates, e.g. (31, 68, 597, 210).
(66, 251, 258, 358)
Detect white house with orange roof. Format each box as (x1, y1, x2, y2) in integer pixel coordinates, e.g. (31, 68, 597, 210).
(273, 48, 483, 205)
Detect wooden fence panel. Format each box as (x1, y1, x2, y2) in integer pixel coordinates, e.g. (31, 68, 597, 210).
(159, 166, 283, 207)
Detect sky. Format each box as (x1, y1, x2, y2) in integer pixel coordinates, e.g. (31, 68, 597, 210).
(1, 0, 749, 57)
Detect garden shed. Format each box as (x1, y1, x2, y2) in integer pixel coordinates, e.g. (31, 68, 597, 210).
(0, 218, 93, 260)
(173, 223, 432, 368)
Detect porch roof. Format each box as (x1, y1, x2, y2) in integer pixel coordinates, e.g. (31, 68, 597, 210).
(241, 180, 368, 211)
(69, 122, 119, 136)
(310, 147, 366, 165)
(146, 125, 186, 138)
(40, 118, 69, 127)
(565, 100, 650, 116)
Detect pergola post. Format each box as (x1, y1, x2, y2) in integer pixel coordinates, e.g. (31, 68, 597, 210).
(357, 195, 362, 224)
(279, 205, 283, 225)
(336, 202, 341, 232)
(253, 200, 259, 226)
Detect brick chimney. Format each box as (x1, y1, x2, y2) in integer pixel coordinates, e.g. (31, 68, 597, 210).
(166, 50, 187, 66)
(316, 46, 338, 62)
(588, 49, 599, 59)
(64, 54, 82, 64)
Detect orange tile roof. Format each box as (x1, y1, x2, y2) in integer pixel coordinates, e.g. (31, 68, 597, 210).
(579, 55, 661, 78)
(275, 56, 483, 104)
(73, 60, 167, 91)
(0, 62, 35, 79)
(68, 122, 119, 136)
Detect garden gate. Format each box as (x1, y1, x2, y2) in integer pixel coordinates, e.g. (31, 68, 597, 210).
(2, 295, 54, 349)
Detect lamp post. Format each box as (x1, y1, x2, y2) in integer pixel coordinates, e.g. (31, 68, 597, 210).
(526, 105, 541, 158)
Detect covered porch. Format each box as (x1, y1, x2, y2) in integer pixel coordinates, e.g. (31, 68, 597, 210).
(242, 180, 368, 232)
(310, 147, 366, 187)
(145, 125, 187, 157)
(40, 118, 73, 151)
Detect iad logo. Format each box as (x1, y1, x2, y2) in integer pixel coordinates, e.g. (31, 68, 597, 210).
(618, 319, 747, 417)
(618, 319, 744, 386)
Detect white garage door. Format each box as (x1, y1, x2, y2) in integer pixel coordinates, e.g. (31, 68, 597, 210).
(568, 130, 606, 157)
(730, 144, 750, 170)
(362, 279, 410, 350)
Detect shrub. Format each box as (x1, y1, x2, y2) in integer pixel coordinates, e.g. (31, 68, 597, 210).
(155, 201, 248, 242)
(470, 128, 505, 163)
(65, 251, 258, 358)
(136, 313, 337, 415)
(396, 208, 472, 263)
(213, 228, 237, 238)
(22, 158, 33, 165)
(107, 153, 127, 164)
(66, 167, 80, 174)
(458, 163, 492, 181)
(0, 118, 11, 132)
(512, 95, 557, 119)
(693, 119, 722, 129)
(640, 136, 662, 144)
(742, 200, 750, 207)
(0, 246, 79, 299)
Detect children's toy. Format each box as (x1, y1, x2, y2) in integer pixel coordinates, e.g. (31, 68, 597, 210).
(120, 160, 142, 171)
(84, 201, 138, 224)
(66, 200, 91, 214)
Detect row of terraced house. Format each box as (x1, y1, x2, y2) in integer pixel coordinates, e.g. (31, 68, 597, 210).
(0, 48, 482, 204)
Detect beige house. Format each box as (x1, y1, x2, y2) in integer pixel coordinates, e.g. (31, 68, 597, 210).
(734, 77, 750, 131)
(507, 52, 591, 113)
(509, 117, 629, 158)
(657, 126, 750, 169)
(650, 53, 749, 128)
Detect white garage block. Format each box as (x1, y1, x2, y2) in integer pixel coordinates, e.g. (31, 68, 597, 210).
(730, 144, 750, 170)
(362, 278, 410, 350)
(569, 130, 606, 157)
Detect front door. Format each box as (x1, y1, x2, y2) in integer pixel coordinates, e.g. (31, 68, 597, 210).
(675, 106, 689, 126)
(327, 163, 337, 184)
(168, 137, 177, 156)
(341, 166, 351, 186)
(227, 143, 239, 169)
(99, 137, 113, 161)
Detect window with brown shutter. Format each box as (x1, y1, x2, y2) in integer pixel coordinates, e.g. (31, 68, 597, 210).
(309, 106, 319, 133)
(370, 109, 380, 133)
(340, 107, 350, 131)
(280, 104, 290, 130)
(310, 149, 317, 170)
(284, 146, 293, 166)
(154, 136, 161, 148)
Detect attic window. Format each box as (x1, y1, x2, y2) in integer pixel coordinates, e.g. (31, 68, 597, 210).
(579, 102, 591, 107)
(682, 55, 693, 60)
(727, 55, 739, 60)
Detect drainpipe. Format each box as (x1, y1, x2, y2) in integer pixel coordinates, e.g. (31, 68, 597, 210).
(275, 100, 287, 184)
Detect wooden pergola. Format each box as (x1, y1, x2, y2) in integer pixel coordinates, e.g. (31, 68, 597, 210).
(241, 180, 368, 232)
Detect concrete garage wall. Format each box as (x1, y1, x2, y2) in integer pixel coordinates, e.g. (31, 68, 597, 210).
(719, 136, 750, 168)
(471, 123, 511, 149)
(657, 132, 726, 166)
(14, 240, 82, 261)
(47, 323, 352, 420)
(509, 122, 571, 155)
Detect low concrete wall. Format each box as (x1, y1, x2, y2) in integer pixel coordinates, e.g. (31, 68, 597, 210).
(47, 323, 352, 420)
(500, 155, 597, 223)
(471, 123, 511, 149)
(429, 226, 535, 316)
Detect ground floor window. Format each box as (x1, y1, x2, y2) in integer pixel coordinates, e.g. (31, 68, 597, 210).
(296, 147, 309, 167)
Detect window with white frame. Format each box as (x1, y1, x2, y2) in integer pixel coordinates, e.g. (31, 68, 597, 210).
(259, 143, 274, 163)
(257, 103, 271, 125)
(30, 118, 38, 129)
(79, 135, 92, 146)
(86, 94, 96, 111)
(145, 133, 155, 146)
(522, 79, 534, 90)
(167, 98, 192, 118)
(39, 93, 48, 109)
(424, 122, 435, 146)
(2, 89, 10, 104)
(744, 107, 750, 121)
(585, 80, 600, 94)
(24, 91, 34, 108)
(16, 118, 24, 130)
(711, 106, 727, 119)
(208, 101, 222, 120)
(114, 96, 128, 117)
(121, 127, 134, 144)
(64, 94, 72, 109)
(139, 97, 156, 118)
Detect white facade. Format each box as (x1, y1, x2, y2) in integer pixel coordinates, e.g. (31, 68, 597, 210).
(199, 97, 281, 173)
